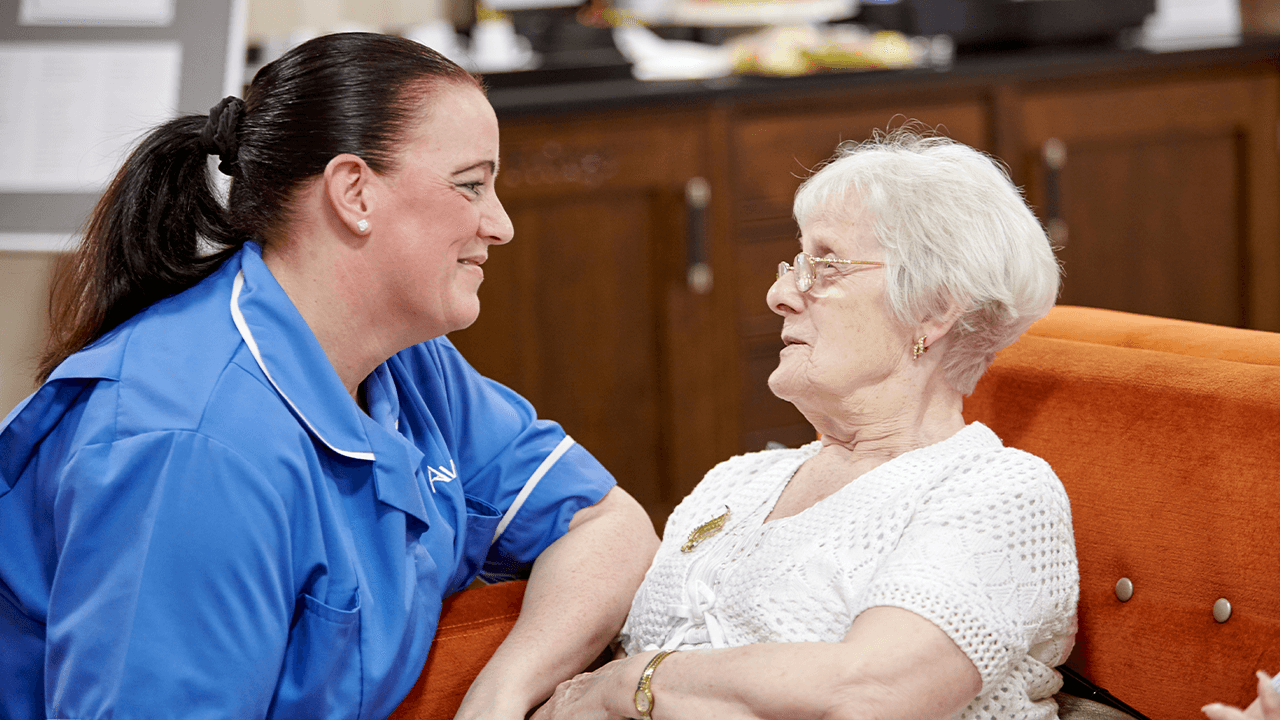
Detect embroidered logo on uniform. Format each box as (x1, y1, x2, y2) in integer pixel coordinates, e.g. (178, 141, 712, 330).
(427, 460, 457, 492)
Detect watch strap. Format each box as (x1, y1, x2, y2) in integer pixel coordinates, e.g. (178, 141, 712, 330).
(633, 649, 676, 719)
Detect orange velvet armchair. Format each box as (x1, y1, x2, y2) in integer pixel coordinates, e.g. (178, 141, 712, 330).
(392, 306, 1280, 720)
(964, 306, 1280, 719)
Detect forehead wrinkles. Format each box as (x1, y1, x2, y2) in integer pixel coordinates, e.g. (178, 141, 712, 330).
(803, 205, 879, 257)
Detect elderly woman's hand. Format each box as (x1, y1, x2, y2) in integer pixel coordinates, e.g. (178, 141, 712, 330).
(532, 653, 656, 720)
(1203, 672, 1280, 720)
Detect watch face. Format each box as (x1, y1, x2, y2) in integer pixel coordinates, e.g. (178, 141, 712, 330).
(634, 689, 652, 715)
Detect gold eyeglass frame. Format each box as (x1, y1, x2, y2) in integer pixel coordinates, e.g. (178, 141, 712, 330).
(777, 252, 884, 294)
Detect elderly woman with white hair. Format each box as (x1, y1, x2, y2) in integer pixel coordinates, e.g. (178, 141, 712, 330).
(532, 129, 1079, 720)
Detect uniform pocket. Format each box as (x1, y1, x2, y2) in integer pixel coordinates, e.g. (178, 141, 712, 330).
(445, 495, 502, 595)
(268, 591, 363, 720)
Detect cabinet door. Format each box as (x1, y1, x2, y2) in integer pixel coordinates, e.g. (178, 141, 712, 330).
(1020, 71, 1280, 330)
(447, 112, 734, 524)
(729, 101, 991, 451)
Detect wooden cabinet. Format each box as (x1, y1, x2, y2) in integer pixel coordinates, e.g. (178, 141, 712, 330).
(715, 60, 1280, 456)
(1015, 69, 1280, 329)
(475, 45, 1280, 522)
(448, 109, 739, 525)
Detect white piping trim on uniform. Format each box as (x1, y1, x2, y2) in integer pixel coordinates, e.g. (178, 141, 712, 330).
(230, 271, 377, 462)
(491, 435, 576, 547)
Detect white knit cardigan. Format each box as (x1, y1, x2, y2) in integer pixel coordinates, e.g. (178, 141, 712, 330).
(620, 423, 1079, 720)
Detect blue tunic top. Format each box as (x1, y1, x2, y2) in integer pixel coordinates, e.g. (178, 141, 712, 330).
(0, 243, 615, 720)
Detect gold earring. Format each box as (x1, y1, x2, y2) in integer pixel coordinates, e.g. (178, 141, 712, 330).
(912, 336, 928, 360)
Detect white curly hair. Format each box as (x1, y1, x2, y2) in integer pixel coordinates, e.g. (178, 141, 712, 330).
(793, 127, 1061, 395)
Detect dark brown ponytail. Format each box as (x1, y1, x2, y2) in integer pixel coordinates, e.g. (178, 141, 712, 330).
(39, 112, 242, 381)
(38, 32, 479, 382)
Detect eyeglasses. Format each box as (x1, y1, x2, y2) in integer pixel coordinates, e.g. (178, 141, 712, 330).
(776, 252, 884, 293)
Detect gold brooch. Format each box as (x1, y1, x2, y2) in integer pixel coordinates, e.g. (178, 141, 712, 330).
(681, 507, 730, 553)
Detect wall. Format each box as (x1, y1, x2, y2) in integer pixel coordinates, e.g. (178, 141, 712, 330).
(0, 252, 56, 416)
(0, 0, 242, 415)
(249, 0, 459, 39)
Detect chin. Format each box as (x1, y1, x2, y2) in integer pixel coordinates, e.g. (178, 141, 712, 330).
(439, 297, 482, 335)
(453, 307, 481, 332)
(767, 369, 799, 403)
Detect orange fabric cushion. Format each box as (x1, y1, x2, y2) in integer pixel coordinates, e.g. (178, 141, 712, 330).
(1027, 306, 1280, 366)
(388, 581, 526, 720)
(965, 307, 1280, 720)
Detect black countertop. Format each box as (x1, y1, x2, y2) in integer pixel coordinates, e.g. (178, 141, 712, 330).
(487, 35, 1280, 117)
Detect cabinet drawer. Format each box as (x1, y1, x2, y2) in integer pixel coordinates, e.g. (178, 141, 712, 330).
(731, 101, 990, 223)
(1019, 72, 1280, 329)
(498, 115, 703, 198)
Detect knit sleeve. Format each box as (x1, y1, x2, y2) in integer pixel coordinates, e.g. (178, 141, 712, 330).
(856, 448, 1078, 691)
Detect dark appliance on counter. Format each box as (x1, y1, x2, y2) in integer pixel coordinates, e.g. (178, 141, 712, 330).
(483, 4, 632, 87)
(857, 0, 1157, 50)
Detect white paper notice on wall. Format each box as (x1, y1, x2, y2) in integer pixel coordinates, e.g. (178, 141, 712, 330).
(1141, 0, 1242, 50)
(19, 0, 175, 27)
(0, 42, 182, 193)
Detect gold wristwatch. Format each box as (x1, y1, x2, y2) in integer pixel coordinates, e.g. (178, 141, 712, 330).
(633, 650, 676, 719)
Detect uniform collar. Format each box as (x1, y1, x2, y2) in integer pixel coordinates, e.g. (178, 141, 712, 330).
(230, 242, 376, 462)
(365, 362, 432, 524)
(235, 244, 436, 528)
(1, 296, 129, 492)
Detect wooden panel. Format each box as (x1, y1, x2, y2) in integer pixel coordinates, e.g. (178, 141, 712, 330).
(658, 105, 745, 516)
(498, 113, 702, 197)
(1020, 72, 1280, 330)
(1021, 73, 1272, 140)
(730, 101, 991, 223)
(733, 225, 795, 326)
(451, 190, 665, 511)
(740, 334, 816, 452)
(452, 109, 739, 527)
(1052, 131, 1246, 326)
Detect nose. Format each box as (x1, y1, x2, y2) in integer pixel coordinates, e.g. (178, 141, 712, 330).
(767, 271, 803, 317)
(482, 192, 514, 245)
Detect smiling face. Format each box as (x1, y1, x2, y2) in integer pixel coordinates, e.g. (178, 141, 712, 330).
(372, 82, 513, 340)
(766, 197, 913, 418)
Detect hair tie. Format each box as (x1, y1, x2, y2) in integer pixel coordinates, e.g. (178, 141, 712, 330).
(200, 96, 244, 177)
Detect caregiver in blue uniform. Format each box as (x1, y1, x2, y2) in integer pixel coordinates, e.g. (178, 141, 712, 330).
(0, 32, 658, 720)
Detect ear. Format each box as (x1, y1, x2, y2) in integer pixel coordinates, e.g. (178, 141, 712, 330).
(919, 300, 967, 351)
(323, 153, 373, 238)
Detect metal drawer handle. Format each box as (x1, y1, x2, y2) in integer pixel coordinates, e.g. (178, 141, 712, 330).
(1042, 138, 1068, 246)
(685, 177, 713, 295)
